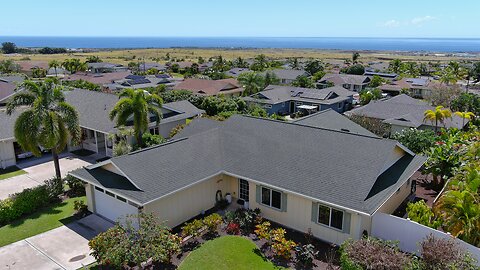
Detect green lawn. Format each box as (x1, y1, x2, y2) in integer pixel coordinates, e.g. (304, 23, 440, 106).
(0, 196, 86, 247)
(0, 166, 27, 180)
(179, 236, 283, 270)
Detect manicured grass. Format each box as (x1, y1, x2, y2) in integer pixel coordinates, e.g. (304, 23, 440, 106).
(0, 166, 27, 180)
(179, 236, 283, 270)
(0, 196, 86, 247)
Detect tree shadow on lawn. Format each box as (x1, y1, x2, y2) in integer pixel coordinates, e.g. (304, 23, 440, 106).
(3, 201, 67, 228)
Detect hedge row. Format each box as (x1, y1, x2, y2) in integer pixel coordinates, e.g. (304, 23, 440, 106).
(0, 177, 63, 226)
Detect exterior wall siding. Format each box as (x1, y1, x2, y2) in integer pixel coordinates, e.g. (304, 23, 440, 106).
(247, 182, 361, 245)
(159, 119, 186, 138)
(143, 175, 236, 228)
(0, 140, 16, 169)
(376, 178, 412, 214)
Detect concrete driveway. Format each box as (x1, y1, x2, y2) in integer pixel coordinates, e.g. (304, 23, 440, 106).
(0, 155, 91, 200)
(0, 214, 113, 270)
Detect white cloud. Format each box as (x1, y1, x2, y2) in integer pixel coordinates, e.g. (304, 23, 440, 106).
(410, 15, 435, 25)
(383, 19, 400, 27)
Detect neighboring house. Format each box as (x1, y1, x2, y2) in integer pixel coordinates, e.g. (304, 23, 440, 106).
(87, 62, 128, 73)
(62, 71, 132, 86)
(70, 114, 425, 246)
(346, 94, 466, 134)
(379, 77, 439, 98)
(47, 66, 69, 77)
(0, 89, 204, 168)
(16, 61, 48, 75)
(138, 62, 167, 73)
(293, 109, 377, 137)
(224, 68, 251, 78)
(105, 74, 176, 91)
(318, 73, 371, 92)
(0, 75, 24, 105)
(243, 85, 354, 115)
(174, 78, 244, 97)
(264, 69, 307, 84)
(364, 71, 398, 80)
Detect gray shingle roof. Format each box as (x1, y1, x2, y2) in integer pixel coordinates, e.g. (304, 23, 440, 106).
(0, 89, 204, 139)
(266, 69, 307, 80)
(293, 109, 377, 137)
(346, 94, 465, 129)
(71, 115, 425, 214)
(244, 85, 353, 105)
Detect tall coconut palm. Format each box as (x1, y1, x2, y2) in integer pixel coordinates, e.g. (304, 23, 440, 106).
(48, 60, 60, 77)
(238, 72, 265, 96)
(6, 79, 81, 178)
(454, 111, 475, 128)
(109, 89, 163, 147)
(424, 106, 452, 133)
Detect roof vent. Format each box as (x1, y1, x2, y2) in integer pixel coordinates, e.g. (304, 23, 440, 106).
(340, 128, 350, 132)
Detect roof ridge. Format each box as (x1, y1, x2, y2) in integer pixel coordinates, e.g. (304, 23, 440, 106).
(127, 137, 189, 155)
(238, 114, 383, 140)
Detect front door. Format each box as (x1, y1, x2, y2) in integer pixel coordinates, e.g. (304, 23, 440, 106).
(239, 179, 249, 202)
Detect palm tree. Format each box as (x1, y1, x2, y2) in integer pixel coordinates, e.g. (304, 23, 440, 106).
(352, 52, 360, 64)
(48, 60, 60, 77)
(238, 72, 265, 96)
(454, 111, 475, 128)
(6, 79, 81, 178)
(424, 106, 452, 133)
(434, 167, 480, 245)
(109, 89, 163, 147)
(389, 59, 402, 74)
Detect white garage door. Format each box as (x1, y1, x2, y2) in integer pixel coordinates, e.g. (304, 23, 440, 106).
(94, 188, 138, 223)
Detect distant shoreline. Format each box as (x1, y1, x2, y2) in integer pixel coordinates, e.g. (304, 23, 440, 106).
(1, 37, 479, 53)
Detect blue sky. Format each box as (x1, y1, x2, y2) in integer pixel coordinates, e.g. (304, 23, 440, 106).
(1, 0, 478, 38)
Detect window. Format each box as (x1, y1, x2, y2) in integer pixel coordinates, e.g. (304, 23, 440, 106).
(239, 179, 249, 202)
(261, 187, 282, 210)
(95, 186, 104, 192)
(116, 196, 127, 202)
(317, 204, 344, 230)
(105, 191, 115, 197)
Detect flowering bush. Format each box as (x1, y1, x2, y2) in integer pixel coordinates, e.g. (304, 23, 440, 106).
(181, 219, 204, 239)
(271, 237, 296, 260)
(254, 221, 271, 241)
(226, 222, 240, 235)
(203, 213, 222, 234)
(89, 213, 181, 269)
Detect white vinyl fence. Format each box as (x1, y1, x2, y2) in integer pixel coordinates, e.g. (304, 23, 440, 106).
(371, 213, 480, 265)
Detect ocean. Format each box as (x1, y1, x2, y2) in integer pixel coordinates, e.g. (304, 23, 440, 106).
(0, 36, 479, 52)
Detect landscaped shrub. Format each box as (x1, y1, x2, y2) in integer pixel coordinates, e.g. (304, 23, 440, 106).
(419, 234, 477, 270)
(340, 237, 412, 270)
(73, 200, 88, 217)
(226, 222, 240, 235)
(65, 175, 85, 197)
(406, 200, 441, 229)
(295, 244, 319, 268)
(202, 213, 222, 234)
(255, 221, 272, 241)
(0, 177, 64, 225)
(89, 213, 181, 269)
(44, 177, 64, 200)
(272, 237, 297, 260)
(233, 208, 262, 233)
(181, 219, 204, 239)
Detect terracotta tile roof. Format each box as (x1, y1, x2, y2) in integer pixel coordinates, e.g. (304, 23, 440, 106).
(16, 61, 48, 71)
(174, 78, 244, 96)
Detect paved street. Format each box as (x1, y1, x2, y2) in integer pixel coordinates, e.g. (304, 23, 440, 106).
(0, 214, 113, 270)
(0, 154, 91, 200)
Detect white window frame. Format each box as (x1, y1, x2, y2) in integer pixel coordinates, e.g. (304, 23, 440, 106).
(317, 204, 344, 231)
(261, 187, 282, 210)
(239, 179, 249, 202)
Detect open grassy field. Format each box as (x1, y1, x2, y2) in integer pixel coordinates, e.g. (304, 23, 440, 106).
(1, 48, 478, 67)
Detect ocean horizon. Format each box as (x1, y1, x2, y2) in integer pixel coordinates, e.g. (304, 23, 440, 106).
(1, 36, 479, 53)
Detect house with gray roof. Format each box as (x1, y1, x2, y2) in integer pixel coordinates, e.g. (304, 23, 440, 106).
(0, 89, 204, 168)
(345, 94, 466, 134)
(87, 62, 128, 73)
(104, 74, 177, 91)
(224, 68, 251, 78)
(264, 69, 307, 84)
(70, 114, 425, 245)
(243, 85, 354, 115)
(318, 73, 371, 92)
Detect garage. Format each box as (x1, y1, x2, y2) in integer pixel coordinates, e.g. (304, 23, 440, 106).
(93, 187, 138, 223)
